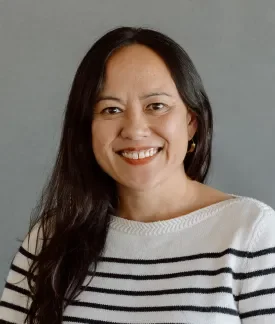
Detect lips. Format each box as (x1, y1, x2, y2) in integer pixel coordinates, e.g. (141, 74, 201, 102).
(116, 146, 163, 165)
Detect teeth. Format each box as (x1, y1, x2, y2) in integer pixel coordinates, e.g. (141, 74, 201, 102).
(121, 148, 159, 160)
(139, 151, 145, 159)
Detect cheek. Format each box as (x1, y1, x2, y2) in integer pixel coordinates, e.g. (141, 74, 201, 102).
(91, 121, 117, 159)
(91, 122, 108, 157)
(158, 113, 188, 161)
(159, 112, 188, 143)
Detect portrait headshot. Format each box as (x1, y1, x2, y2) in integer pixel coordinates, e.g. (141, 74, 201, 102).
(0, 1, 275, 323)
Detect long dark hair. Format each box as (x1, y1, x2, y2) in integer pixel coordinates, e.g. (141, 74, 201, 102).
(26, 26, 213, 323)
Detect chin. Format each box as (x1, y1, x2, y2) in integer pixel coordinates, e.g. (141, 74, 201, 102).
(118, 176, 161, 191)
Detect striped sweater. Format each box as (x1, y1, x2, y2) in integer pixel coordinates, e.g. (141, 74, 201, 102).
(1, 195, 275, 323)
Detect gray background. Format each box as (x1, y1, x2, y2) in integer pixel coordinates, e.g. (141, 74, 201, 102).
(0, 0, 274, 290)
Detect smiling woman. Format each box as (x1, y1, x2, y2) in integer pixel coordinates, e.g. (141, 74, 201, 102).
(91, 43, 198, 192)
(1, 26, 275, 324)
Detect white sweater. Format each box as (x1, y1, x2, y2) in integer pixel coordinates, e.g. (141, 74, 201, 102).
(1, 195, 275, 324)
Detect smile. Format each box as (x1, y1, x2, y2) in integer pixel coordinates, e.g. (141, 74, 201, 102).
(121, 148, 160, 160)
(116, 147, 163, 165)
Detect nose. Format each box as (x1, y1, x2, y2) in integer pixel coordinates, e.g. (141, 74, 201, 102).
(120, 111, 151, 140)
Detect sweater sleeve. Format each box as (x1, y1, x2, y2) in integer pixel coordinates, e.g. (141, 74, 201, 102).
(0, 223, 42, 324)
(238, 206, 275, 323)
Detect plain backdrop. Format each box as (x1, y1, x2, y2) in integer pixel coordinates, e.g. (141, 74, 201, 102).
(0, 0, 274, 291)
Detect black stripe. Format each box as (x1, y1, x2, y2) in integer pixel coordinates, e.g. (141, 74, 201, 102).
(98, 247, 275, 264)
(19, 246, 35, 260)
(82, 285, 232, 296)
(0, 301, 28, 314)
(0, 320, 18, 324)
(236, 287, 275, 301)
(14, 246, 275, 264)
(63, 316, 191, 324)
(89, 266, 275, 281)
(68, 301, 239, 316)
(10, 264, 36, 280)
(92, 267, 234, 279)
(5, 282, 31, 297)
(10, 262, 275, 284)
(246, 247, 275, 258)
(234, 267, 275, 280)
(10, 264, 30, 278)
(240, 307, 275, 319)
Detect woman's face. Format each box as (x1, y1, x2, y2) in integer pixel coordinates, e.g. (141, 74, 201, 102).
(92, 44, 197, 190)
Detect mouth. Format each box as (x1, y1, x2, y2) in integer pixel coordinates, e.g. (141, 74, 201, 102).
(116, 147, 163, 163)
(117, 147, 162, 159)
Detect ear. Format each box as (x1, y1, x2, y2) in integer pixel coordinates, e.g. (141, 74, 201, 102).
(186, 110, 198, 140)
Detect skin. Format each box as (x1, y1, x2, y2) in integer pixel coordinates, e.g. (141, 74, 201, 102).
(92, 44, 232, 222)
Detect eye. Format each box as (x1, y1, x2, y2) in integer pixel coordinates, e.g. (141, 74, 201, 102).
(101, 107, 122, 115)
(146, 103, 169, 113)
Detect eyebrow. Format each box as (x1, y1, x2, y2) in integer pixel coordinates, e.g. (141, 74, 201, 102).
(96, 92, 172, 104)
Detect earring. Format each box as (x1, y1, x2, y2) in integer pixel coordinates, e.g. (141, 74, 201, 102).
(188, 138, 196, 153)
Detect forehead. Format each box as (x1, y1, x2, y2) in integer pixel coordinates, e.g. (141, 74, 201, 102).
(102, 44, 176, 93)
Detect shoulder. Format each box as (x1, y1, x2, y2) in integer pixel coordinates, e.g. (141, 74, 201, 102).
(227, 195, 274, 220)
(219, 195, 275, 246)
(196, 184, 274, 224)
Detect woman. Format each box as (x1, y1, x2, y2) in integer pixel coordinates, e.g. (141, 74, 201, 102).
(0, 26, 275, 324)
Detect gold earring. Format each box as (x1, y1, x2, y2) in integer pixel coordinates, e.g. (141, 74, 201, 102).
(188, 138, 196, 153)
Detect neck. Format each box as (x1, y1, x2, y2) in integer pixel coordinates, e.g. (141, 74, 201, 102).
(117, 168, 198, 223)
